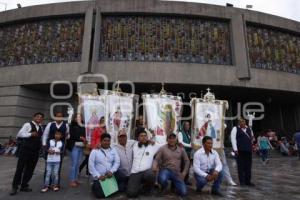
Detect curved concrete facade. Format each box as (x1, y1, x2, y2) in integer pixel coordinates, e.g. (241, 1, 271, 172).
(0, 0, 299, 138)
(0, 0, 299, 91)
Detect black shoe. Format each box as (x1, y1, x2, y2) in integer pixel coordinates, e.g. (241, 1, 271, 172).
(196, 188, 202, 193)
(160, 187, 168, 195)
(9, 188, 18, 196)
(185, 181, 192, 186)
(246, 183, 255, 187)
(20, 187, 33, 192)
(212, 190, 224, 197)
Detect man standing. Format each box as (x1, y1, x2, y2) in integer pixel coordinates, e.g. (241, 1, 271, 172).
(193, 136, 223, 197)
(10, 112, 44, 195)
(127, 128, 160, 198)
(42, 111, 69, 186)
(88, 133, 120, 198)
(230, 118, 255, 186)
(294, 130, 300, 160)
(153, 133, 190, 198)
(113, 129, 135, 192)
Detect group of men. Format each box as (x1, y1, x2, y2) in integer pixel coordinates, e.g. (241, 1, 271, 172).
(9, 110, 256, 199)
(89, 128, 225, 199)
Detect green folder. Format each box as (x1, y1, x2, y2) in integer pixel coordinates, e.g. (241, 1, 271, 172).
(99, 175, 119, 197)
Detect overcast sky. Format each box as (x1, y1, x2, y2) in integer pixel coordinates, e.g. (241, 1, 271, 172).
(0, 0, 299, 22)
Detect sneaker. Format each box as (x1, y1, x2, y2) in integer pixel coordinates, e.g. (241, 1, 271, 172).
(40, 187, 49, 193)
(75, 180, 81, 185)
(53, 186, 59, 192)
(69, 182, 78, 188)
(229, 180, 237, 186)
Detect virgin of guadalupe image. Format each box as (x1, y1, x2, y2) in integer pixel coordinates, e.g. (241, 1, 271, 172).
(198, 113, 216, 139)
(159, 104, 175, 136)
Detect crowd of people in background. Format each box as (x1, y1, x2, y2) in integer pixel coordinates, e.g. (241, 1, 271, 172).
(3, 111, 300, 199)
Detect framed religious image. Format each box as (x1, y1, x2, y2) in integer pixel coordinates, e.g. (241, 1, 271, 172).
(80, 95, 106, 144)
(191, 90, 228, 150)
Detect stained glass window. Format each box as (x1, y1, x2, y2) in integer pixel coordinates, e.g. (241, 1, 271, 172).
(0, 16, 84, 67)
(100, 15, 232, 65)
(247, 24, 300, 75)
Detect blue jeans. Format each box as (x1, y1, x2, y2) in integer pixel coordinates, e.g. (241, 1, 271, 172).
(194, 169, 223, 192)
(69, 146, 83, 182)
(260, 149, 269, 161)
(44, 162, 60, 186)
(158, 169, 187, 197)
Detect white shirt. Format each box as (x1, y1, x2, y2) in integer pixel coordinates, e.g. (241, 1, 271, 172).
(47, 139, 63, 162)
(131, 143, 160, 174)
(42, 121, 69, 146)
(193, 147, 222, 178)
(112, 140, 136, 176)
(16, 121, 41, 138)
(177, 132, 192, 148)
(230, 126, 253, 151)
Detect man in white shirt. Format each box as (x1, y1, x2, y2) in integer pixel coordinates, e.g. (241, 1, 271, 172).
(10, 112, 44, 196)
(193, 136, 223, 197)
(230, 118, 255, 186)
(127, 128, 160, 198)
(112, 130, 136, 192)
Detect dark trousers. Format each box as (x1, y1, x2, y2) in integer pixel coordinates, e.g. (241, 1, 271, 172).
(79, 155, 89, 175)
(115, 170, 129, 192)
(236, 151, 252, 185)
(127, 169, 156, 198)
(297, 144, 300, 159)
(12, 149, 39, 189)
(92, 180, 105, 198)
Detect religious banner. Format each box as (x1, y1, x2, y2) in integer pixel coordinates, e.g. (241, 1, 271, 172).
(142, 94, 183, 146)
(100, 90, 137, 144)
(80, 95, 106, 144)
(191, 89, 228, 149)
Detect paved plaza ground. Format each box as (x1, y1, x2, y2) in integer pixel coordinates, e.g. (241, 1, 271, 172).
(0, 151, 300, 200)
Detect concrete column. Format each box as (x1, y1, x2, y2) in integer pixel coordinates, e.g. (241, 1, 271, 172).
(230, 12, 251, 79)
(80, 6, 94, 74)
(91, 6, 102, 74)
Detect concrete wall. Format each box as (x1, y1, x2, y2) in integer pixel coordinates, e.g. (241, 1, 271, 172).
(91, 0, 300, 93)
(0, 86, 52, 138)
(0, 0, 299, 138)
(0, 0, 299, 92)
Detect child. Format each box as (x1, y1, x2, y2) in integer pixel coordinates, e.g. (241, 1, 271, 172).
(41, 131, 63, 192)
(257, 132, 273, 164)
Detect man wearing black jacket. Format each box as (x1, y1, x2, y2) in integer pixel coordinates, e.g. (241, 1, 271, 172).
(10, 112, 44, 195)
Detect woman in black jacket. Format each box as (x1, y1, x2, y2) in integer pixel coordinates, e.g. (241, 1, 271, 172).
(68, 114, 86, 187)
